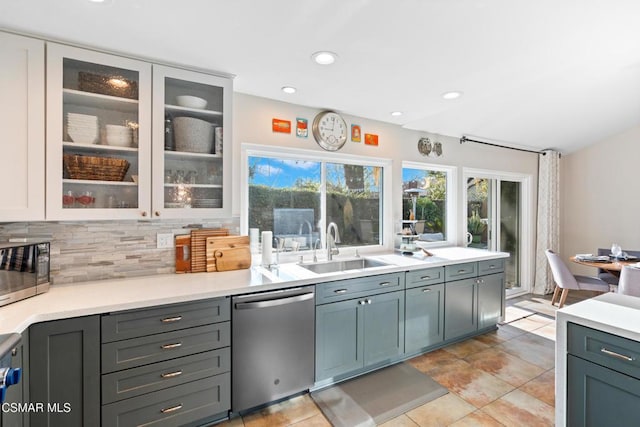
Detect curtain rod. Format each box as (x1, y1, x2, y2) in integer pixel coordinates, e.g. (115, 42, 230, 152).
(459, 136, 546, 155)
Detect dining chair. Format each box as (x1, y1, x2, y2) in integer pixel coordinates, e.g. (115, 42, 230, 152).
(618, 266, 640, 297)
(597, 248, 619, 285)
(545, 249, 610, 308)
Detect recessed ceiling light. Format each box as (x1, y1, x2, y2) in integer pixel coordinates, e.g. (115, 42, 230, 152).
(281, 86, 297, 94)
(442, 91, 463, 100)
(311, 51, 337, 65)
(89, 0, 106, 2)
(390, 111, 403, 117)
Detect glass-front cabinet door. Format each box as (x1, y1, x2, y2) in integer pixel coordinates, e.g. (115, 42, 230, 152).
(151, 65, 232, 219)
(46, 43, 151, 220)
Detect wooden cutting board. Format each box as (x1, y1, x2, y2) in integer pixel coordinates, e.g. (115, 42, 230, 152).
(205, 235, 250, 272)
(175, 235, 191, 273)
(190, 228, 229, 273)
(211, 246, 252, 272)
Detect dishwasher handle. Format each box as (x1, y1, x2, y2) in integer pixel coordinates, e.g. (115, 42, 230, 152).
(235, 292, 314, 310)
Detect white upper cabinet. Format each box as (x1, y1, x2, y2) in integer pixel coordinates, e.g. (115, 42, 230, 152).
(0, 32, 45, 221)
(151, 65, 232, 219)
(45, 43, 152, 220)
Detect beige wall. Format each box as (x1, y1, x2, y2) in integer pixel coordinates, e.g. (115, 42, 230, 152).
(561, 125, 640, 275)
(232, 92, 539, 248)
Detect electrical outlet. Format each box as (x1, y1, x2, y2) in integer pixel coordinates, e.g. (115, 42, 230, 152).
(157, 233, 174, 249)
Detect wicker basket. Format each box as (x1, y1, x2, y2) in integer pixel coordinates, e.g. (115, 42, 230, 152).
(78, 72, 138, 100)
(63, 154, 130, 181)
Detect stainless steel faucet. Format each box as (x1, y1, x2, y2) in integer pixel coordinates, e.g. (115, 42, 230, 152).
(312, 238, 322, 262)
(326, 222, 341, 261)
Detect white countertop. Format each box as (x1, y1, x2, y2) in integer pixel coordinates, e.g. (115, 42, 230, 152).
(555, 292, 640, 426)
(0, 246, 507, 335)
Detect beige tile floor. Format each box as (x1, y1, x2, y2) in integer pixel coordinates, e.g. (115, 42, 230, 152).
(217, 291, 594, 427)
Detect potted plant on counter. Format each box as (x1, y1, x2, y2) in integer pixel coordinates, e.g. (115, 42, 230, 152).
(467, 210, 485, 244)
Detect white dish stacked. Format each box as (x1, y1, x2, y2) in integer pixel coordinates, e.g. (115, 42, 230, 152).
(67, 113, 98, 144)
(105, 124, 133, 147)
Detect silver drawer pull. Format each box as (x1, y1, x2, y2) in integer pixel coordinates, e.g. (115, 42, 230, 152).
(334, 289, 347, 294)
(359, 300, 366, 305)
(420, 276, 431, 280)
(161, 342, 183, 350)
(366, 299, 372, 304)
(379, 282, 391, 286)
(489, 265, 496, 269)
(161, 316, 183, 323)
(161, 403, 183, 414)
(422, 288, 431, 293)
(161, 370, 183, 378)
(601, 347, 635, 362)
(458, 269, 467, 273)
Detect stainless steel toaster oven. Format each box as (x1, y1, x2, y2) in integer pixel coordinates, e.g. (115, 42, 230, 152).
(0, 242, 50, 308)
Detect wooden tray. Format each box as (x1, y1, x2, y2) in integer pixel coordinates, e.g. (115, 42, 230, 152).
(190, 228, 229, 273)
(205, 236, 250, 272)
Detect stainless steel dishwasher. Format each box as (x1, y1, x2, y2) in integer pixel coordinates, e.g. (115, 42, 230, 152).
(232, 286, 315, 413)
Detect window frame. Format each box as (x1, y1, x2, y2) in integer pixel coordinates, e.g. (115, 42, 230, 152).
(241, 143, 394, 261)
(401, 161, 458, 248)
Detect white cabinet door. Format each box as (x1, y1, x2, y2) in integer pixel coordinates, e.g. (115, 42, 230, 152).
(151, 65, 232, 219)
(45, 43, 152, 220)
(0, 32, 45, 221)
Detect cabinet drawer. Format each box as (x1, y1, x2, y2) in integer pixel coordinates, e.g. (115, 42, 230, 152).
(102, 297, 230, 343)
(444, 262, 477, 281)
(316, 273, 404, 304)
(102, 348, 230, 404)
(405, 267, 445, 289)
(568, 323, 640, 380)
(478, 259, 505, 275)
(102, 373, 230, 427)
(102, 322, 230, 373)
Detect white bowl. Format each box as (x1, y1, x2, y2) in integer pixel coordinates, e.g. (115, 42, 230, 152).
(176, 95, 207, 109)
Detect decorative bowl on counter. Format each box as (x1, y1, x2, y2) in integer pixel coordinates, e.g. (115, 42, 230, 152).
(175, 95, 207, 109)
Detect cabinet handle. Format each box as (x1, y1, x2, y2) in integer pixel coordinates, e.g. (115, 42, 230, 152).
(458, 269, 466, 273)
(359, 300, 366, 305)
(161, 316, 183, 323)
(155, 211, 161, 217)
(489, 265, 496, 269)
(420, 276, 431, 280)
(334, 289, 347, 294)
(160, 403, 183, 414)
(379, 281, 392, 286)
(422, 288, 431, 293)
(161, 342, 183, 350)
(161, 370, 183, 378)
(366, 299, 372, 304)
(141, 211, 148, 217)
(600, 347, 635, 362)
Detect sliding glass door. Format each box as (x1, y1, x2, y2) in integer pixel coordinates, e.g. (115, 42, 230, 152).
(464, 170, 531, 296)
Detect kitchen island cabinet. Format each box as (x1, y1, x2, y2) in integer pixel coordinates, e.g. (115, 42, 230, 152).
(0, 32, 45, 222)
(29, 316, 100, 427)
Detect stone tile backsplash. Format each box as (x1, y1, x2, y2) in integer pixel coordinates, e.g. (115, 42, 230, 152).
(0, 218, 239, 285)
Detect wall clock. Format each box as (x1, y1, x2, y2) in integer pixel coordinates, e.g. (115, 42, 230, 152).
(312, 110, 348, 151)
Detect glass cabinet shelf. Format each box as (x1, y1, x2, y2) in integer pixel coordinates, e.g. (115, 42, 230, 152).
(63, 142, 138, 154)
(63, 179, 137, 187)
(63, 88, 139, 112)
(165, 103, 222, 118)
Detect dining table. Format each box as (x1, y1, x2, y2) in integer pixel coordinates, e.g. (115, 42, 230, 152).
(570, 256, 639, 277)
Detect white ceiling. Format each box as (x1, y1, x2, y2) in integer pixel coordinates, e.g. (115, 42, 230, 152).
(2, 0, 640, 153)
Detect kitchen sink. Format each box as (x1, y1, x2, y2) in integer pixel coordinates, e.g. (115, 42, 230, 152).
(300, 258, 390, 274)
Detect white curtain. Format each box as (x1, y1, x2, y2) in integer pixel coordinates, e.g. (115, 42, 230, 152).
(533, 150, 560, 295)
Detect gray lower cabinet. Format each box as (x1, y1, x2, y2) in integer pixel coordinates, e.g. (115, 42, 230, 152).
(444, 263, 505, 341)
(315, 273, 405, 382)
(405, 283, 445, 353)
(567, 323, 640, 426)
(29, 316, 101, 427)
(477, 273, 505, 330)
(444, 277, 477, 339)
(101, 297, 231, 426)
(2, 334, 28, 427)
